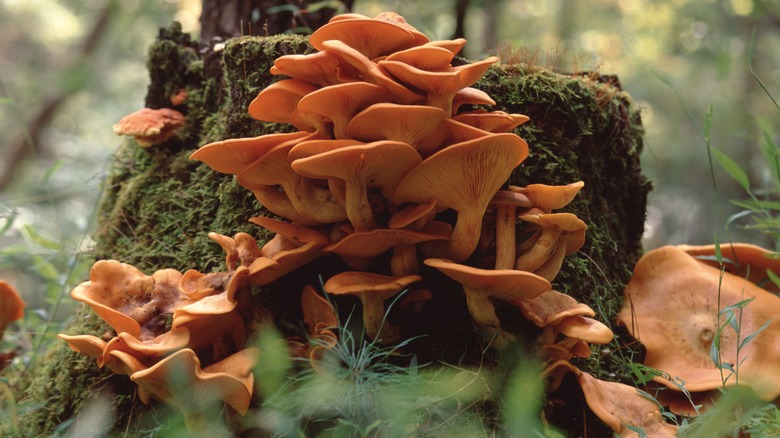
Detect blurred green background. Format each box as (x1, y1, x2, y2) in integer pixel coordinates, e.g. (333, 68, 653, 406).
(1, 0, 778, 315)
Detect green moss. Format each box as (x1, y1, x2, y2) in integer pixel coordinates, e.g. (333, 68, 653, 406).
(10, 30, 648, 436)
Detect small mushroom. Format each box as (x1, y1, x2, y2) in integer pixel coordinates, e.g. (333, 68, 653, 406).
(424, 258, 551, 348)
(512, 181, 585, 213)
(113, 108, 185, 147)
(309, 17, 417, 59)
(323, 271, 421, 342)
(379, 56, 499, 116)
(515, 211, 587, 277)
(296, 82, 391, 139)
(453, 110, 530, 133)
(346, 103, 448, 156)
(247, 79, 318, 130)
(0, 281, 24, 341)
(291, 141, 422, 231)
(130, 347, 258, 431)
(395, 133, 528, 262)
(190, 131, 311, 175)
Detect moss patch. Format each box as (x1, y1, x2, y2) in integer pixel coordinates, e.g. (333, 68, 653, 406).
(7, 27, 648, 437)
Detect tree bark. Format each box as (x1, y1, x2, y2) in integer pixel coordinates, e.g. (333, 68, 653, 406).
(200, 0, 354, 44)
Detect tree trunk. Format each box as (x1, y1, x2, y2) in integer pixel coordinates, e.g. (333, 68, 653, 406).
(200, 0, 354, 44)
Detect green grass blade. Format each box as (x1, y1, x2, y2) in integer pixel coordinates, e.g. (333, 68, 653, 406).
(712, 148, 750, 192)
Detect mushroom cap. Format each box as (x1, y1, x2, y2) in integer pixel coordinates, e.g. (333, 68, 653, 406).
(423, 258, 551, 302)
(291, 141, 422, 230)
(190, 131, 311, 175)
(514, 181, 585, 212)
(237, 137, 348, 224)
(309, 17, 417, 59)
(301, 285, 338, 337)
(296, 82, 391, 139)
(577, 372, 678, 437)
(287, 139, 364, 162)
(346, 103, 448, 156)
(394, 133, 528, 261)
(324, 271, 422, 298)
(71, 260, 185, 340)
(378, 56, 498, 115)
(248, 216, 330, 246)
(248, 240, 324, 286)
(388, 199, 437, 229)
(0, 281, 24, 336)
(324, 221, 451, 258)
(270, 50, 355, 87)
(112, 108, 185, 147)
(372, 12, 430, 46)
(130, 347, 258, 416)
(452, 87, 496, 114)
(453, 110, 530, 133)
(247, 79, 318, 128)
(320, 40, 424, 104)
(206, 231, 263, 272)
(617, 245, 780, 399)
(384, 45, 455, 71)
(423, 38, 467, 56)
(515, 289, 595, 327)
(556, 315, 613, 344)
(677, 242, 780, 293)
(100, 328, 191, 368)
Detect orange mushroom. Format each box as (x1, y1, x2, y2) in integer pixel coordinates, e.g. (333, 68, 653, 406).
(453, 110, 530, 133)
(395, 133, 528, 262)
(320, 40, 424, 104)
(323, 271, 421, 342)
(515, 211, 587, 279)
(190, 131, 311, 175)
(112, 108, 185, 147)
(70, 260, 187, 339)
(0, 281, 24, 341)
(577, 372, 679, 437)
(270, 50, 358, 87)
(247, 79, 318, 130)
(291, 140, 422, 231)
(309, 16, 417, 59)
(130, 347, 258, 431)
(617, 245, 780, 400)
(512, 181, 585, 213)
(295, 82, 391, 139)
(378, 56, 499, 116)
(346, 103, 448, 156)
(489, 189, 533, 270)
(424, 258, 551, 348)
(677, 242, 780, 293)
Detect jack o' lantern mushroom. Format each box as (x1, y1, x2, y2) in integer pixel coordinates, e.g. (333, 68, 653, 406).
(576, 371, 679, 437)
(677, 242, 780, 293)
(247, 79, 319, 131)
(395, 133, 528, 262)
(617, 245, 780, 400)
(513, 181, 585, 213)
(319, 39, 424, 105)
(424, 258, 551, 348)
(295, 82, 391, 139)
(309, 15, 417, 60)
(515, 211, 587, 279)
(378, 56, 499, 117)
(346, 103, 449, 156)
(190, 131, 311, 175)
(130, 347, 258, 433)
(237, 137, 347, 224)
(323, 271, 421, 343)
(291, 140, 422, 231)
(271, 50, 357, 87)
(70, 260, 186, 339)
(113, 107, 185, 147)
(0, 281, 24, 342)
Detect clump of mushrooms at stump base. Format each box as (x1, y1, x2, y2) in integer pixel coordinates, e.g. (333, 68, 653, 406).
(56, 10, 643, 434)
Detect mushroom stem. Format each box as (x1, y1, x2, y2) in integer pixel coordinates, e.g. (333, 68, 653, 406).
(344, 178, 377, 231)
(494, 204, 516, 270)
(464, 288, 516, 347)
(360, 293, 399, 342)
(391, 244, 420, 277)
(515, 227, 562, 271)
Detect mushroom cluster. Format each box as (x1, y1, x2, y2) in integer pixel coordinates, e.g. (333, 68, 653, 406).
(190, 11, 615, 381)
(618, 244, 780, 415)
(58, 259, 258, 431)
(62, 10, 624, 431)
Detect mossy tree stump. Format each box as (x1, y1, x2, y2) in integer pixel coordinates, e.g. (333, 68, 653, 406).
(10, 24, 649, 436)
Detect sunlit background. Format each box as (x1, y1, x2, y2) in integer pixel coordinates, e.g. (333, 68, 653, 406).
(1, 0, 778, 313)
